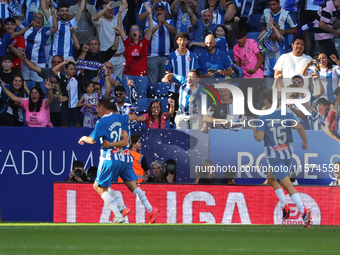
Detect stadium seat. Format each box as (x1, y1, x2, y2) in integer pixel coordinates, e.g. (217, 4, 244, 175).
(247, 32, 260, 42)
(136, 98, 152, 114)
(229, 49, 235, 62)
(147, 82, 155, 97)
(248, 14, 262, 32)
(155, 82, 169, 96)
(154, 96, 169, 113)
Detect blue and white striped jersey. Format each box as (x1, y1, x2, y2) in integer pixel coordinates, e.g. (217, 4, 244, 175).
(257, 109, 296, 160)
(164, 49, 199, 93)
(51, 17, 78, 58)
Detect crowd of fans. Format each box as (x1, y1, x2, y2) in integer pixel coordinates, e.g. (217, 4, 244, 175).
(0, 0, 340, 139)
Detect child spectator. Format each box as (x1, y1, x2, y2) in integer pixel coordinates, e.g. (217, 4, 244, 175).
(52, 60, 82, 127)
(313, 97, 330, 131)
(0, 55, 21, 85)
(76, 82, 98, 128)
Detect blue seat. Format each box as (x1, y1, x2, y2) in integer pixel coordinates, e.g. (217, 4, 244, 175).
(247, 32, 260, 43)
(248, 14, 262, 32)
(155, 82, 169, 96)
(159, 97, 169, 113)
(228, 49, 235, 62)
(136, 98, 152, 114)
(147, 82, 155, 96)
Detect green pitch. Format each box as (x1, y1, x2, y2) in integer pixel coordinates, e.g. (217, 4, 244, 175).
(0, 223, 338, 255)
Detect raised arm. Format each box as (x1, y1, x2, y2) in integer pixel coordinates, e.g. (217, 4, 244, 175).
(41, 0, 51, 20)
(22, 54, 42, 74)
(11, 22, 33, 39)
(75, 0, 86, 22)
(52, 60, 68, 76)
(164, 98, 175, 118)
(170, 0, 179, 16)
(93, 2, 113, 22)
(301, 59, 313, 77)
(0, 80, 22, 105)
(144, 3, 153, 39)
(70, 26, 80, 50)
(186, 2, 197, 26)
(49, 11, 58, 34)
(44, 79, 54, 107)
(162, 73, 175, 84)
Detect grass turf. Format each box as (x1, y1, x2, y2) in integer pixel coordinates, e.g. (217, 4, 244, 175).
(0, 223, 338, 255)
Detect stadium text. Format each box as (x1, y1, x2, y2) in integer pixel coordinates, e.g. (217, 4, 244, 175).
(212, 118, 298, 128)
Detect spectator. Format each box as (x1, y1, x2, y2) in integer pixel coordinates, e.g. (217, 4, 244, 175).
(146, 3, 176, 91)
(194, 158, 217, 184)
(93, 82, 103, 99)
(114, 85, 133, 115)
(273, 35, 312, 88)
(64, 160, 88, 182)
(313, 97, 330, 131)
(4, 17, 25, 70)
(52, 60, 83, 127)
(314, 0, 340, 60)
(162, 69, 207, 130)
(0, 78, 54, 127)
(147, 160, 175, 183)
(260, 0, 297, 53)
(41, 0, 86, 60)
(76, 36, 118, 81)
(138, 0, 171, 29)
(69, 0, 97, 45)
(165, 32, 199, 128)
(299, 0, 319, 56)
(0, 74, 29, 126)
(76, 82, 99, 128)
(234, 27, 264, 79)
(140, 98, 175, 128)
(201, 0, 221, 24)
(222, 0, 237, 34)
(22, 54, 64, 127)
(115, 3, 152, 100)
(329, 161, 340, 186)
(18, 11, 58, 86)
(302, 53, 340, 101)
(198, 34, 232, 79)
(92, 61, 120, 99)
(0, 55, 21, 85)
(171, 0, 198, 43)
(258, 20, 283, 88)
(130, 134, 150, 183)
(187, 5, 219, 56)
(324, 88, 340, 143)
(92, 0, 128, 80)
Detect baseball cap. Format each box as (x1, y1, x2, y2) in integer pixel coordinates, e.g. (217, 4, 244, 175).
(154, 2, 165, 9)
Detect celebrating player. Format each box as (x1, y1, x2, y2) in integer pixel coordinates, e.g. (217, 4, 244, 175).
(253, 89, 311, 228)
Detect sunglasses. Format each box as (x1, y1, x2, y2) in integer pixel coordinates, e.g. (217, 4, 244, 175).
(292, 80, 303, 83)
(131, 28, 139, 31)
(104, 66, 113, 69)
(94, 88, 101, 91)
(116, 92, 125, 96)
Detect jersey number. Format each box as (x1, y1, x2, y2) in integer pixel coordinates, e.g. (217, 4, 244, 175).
(110, 128, 122, 143)
(270, 126, 287, 144)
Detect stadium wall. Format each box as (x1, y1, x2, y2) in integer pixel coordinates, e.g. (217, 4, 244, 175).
(0, 127, 338, 222)
(54, 183, 340, 225)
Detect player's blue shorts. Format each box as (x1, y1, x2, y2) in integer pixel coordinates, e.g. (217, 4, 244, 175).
(266, 158, 291, 182)
(96, 158, 121, 187)
(118, 161, 138, 182)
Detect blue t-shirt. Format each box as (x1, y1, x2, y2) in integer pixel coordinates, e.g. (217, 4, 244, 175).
(0, 34, 13, 57)
(192, 21, 218, 56)
(256, 109, 296, 160)
(198, 49, 231, 78)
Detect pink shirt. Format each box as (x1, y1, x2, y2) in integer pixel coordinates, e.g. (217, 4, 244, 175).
(233, 38, 264, 79)
(21, 99, 53, 127)
(142, 112, 169, 129)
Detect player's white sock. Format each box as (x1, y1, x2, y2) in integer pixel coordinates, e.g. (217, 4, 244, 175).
(101, 191, 123, 218)
(108, 188, 127, 212)
(275, 188, 286, 209)
(133, 187, 153, 213)
(290, 193, 304, 214)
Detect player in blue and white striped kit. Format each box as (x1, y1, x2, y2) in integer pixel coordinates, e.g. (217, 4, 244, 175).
(253, 89, 311, 228)
(78, 98, 129, 223)
(101, 105, 159, 224)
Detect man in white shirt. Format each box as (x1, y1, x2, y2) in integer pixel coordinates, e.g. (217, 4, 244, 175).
(92, 0, 128, 80)
(274, 35, 312, 88)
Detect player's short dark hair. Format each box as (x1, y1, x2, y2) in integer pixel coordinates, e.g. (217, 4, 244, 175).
(110, 101, 118, 112)
(65, 62, 76, 69)
(1, 55, 14, 63)
(130, 134, 141, 148)
(4, 17, 16, 24)
(98, 98, 112, 110)
(176, 32, 190, 41)
(262, 89, 273, 104)
(234, 27, 247, 39)
(189, 69, 200, 77)
(292, 35, 305, 44)
(72, 160, 84, 170)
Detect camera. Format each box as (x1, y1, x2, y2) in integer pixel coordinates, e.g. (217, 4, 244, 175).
(311, 59, 320, 65)
(74, 169, 83, 177)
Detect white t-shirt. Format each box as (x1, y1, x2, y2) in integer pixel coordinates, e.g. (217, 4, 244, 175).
(92, 10, 127, 54)
(274, 52, 312, 87)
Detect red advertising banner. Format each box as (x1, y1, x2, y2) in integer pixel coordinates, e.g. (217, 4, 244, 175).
(54, 183, 340, 225)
